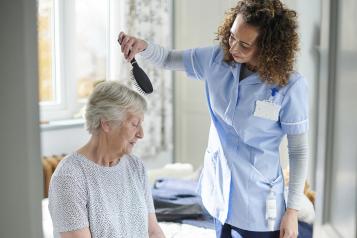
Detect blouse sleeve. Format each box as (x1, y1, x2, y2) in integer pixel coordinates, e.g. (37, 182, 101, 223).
(134, 157, 155, 214)
(143, 168, 155, 213)
(48, 175, 89, 233)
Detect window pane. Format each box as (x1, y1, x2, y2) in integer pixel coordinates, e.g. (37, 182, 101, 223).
(38, 0, 55, 103)
(75, 0, 107, 101)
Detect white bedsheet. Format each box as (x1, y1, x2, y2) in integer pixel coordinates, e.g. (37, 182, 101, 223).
(42, 199, 215, 238)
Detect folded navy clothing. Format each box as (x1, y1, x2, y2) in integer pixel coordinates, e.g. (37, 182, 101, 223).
(152, 178, 210, 222)
(153, 178, 198, 196)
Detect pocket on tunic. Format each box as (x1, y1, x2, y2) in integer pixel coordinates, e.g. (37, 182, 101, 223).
(238, 108, 281, 145)
(198, 149, 218, 194)
(250, 165, 285, 195)
(198, 149, 226, 212)
(248, 168, 286, 229)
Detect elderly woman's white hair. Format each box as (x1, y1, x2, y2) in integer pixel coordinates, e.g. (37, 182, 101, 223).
(85, 81, 147, 134)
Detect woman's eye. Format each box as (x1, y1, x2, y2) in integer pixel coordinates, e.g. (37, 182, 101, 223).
(239, 43, 248, 49)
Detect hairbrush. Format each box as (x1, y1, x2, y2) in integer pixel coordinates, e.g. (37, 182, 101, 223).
(129, 58, 153, 94)
(118, 39, 153, 94)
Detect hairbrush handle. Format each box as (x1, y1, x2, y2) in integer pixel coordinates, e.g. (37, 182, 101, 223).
(130, 58, 138, 65)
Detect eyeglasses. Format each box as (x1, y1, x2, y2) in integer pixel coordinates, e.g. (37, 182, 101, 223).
(228, 34, 255, 55)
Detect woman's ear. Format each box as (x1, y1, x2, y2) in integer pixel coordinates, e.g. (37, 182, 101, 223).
(100, 119, 111, 133)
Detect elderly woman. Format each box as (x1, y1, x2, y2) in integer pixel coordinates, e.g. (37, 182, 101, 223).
(48, 81, 165, 238)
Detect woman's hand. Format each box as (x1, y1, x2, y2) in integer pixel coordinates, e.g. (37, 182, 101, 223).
(279, 208, 298, 238)
(118, 31, 148, 62)
(148, 213, 166, 238)
(60, 227, 91, 238)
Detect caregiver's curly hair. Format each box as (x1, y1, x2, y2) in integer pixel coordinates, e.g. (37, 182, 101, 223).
(216, 0, 299, 86)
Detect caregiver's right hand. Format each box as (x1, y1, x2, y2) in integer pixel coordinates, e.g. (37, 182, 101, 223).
(118, 31, 148, 62)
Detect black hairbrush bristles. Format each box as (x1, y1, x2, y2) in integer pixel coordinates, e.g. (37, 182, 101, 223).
(118, 37, 153, 95)
(130, 58, 153, 94)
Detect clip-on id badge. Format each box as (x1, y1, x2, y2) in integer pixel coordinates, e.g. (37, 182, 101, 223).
(254, 101, 281, 121)
(254, 88, 281, 121)
(266, 188, 277, 231)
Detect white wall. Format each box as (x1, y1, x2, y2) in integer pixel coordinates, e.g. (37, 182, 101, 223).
(173, 0, 237, 168)
(41, 124, 90, 156)
(0, 0, 43, 237)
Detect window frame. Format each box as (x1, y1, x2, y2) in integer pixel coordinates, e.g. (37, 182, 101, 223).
(39, 0, 84, 122)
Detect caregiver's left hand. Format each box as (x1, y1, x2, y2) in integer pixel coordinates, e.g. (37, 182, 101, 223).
(279, 208, 298, 238)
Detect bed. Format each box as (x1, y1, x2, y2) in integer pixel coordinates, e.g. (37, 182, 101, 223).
(42, 198, 216, 238)
(41, 157, 314, 238)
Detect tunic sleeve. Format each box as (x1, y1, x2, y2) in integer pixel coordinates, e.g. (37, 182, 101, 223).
(280, 76, 309, 135)
(182, 46, 217, 80)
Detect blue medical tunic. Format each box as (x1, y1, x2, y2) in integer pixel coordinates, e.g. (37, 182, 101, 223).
(182, 45, 309, 231)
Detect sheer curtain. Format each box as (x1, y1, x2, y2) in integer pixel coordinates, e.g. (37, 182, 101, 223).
(108, 0, 173, 159)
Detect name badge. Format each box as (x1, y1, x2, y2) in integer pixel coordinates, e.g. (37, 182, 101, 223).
(254, 100, 281, 121)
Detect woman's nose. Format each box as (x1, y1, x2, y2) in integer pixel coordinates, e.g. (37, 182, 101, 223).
(230, 40, 239, 52)
(136, 125, 144, 139)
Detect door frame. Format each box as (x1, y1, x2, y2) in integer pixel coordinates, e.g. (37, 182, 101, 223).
(313, 0, 342, 236)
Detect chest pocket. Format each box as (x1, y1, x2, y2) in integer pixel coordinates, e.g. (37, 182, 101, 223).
(235, 87, 283, 143)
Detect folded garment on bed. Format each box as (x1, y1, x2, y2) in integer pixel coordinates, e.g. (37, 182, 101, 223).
(153, 178, 198, 199)
(152, 178, 211, 222)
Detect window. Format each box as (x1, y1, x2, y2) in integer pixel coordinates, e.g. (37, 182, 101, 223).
(37, 0, 56, 104)
(37, 0, 108, 122)
(75, 0, 107, 102)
